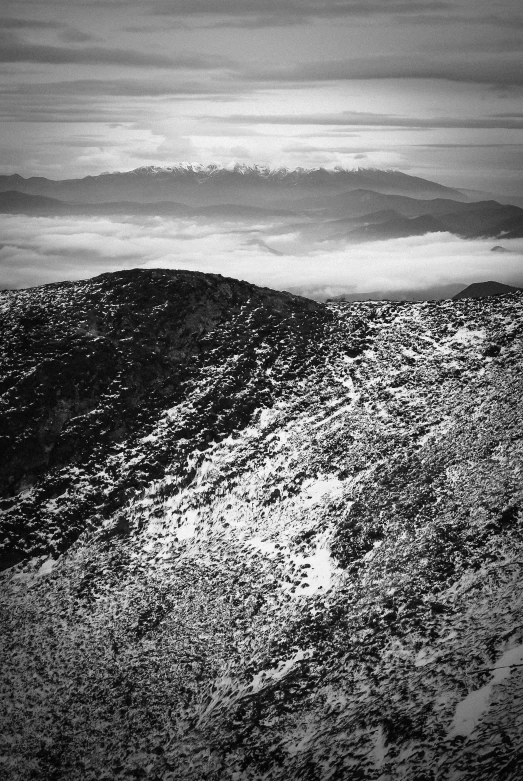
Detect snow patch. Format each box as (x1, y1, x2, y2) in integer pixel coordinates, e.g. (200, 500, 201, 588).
(249, 649, 311, 694)
(249, 537, 278, 557)
(449, 327, 486, 346)
(286, 529, 340, 597)
(177, 509, 199, 540)
(300, 476, 344, 507)
(447, 643, 523, 738)
(372, 725, 387, 768)
(37, 558, 56, 576)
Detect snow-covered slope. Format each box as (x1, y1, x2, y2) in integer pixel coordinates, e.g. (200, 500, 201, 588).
(1, 270, 522, 780)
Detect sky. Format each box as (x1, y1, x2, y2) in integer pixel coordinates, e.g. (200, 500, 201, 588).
(1, 0, 523, 193)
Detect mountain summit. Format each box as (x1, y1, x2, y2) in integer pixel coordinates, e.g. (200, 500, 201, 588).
(1, 270, 523, 780)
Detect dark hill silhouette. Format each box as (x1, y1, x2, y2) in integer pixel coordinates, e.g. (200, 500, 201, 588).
(287, 189, 523, 239)
(437, 203, 523, 238)
(0, 190, 67, 212)
(453, 280, 523, 299)
(486, 212, 523, 239)
(294, 189, 471, 218)
(345, 213, 445, 241)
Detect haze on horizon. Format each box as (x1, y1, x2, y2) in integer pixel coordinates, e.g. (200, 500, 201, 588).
(1, 0, 522, 194)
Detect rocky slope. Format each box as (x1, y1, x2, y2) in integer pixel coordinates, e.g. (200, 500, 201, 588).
(1, 270, 523, 780)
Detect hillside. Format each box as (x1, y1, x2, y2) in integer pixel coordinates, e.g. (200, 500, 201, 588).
(1, 270, 523, 780)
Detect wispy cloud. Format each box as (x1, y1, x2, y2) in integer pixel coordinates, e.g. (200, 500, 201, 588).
(150, 0, 453, 23)
(0, 17, 96, 42)
(213, 110, 523, 130)
(0, 78, 243, 124)
(0, 18, 63, 30)
(1, 78, 242, 99)
(415, 143, 523, 148)
(241, 56, 523, 87)
(403, 12, 523, 29)
(0, 31, 232, 69)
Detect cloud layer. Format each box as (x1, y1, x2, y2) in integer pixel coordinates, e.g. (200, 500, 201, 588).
(220, 110, 523, 131)
(2, 214, 522, 300)
(0, 30, 230, 69)
(244, 56, 523, 88)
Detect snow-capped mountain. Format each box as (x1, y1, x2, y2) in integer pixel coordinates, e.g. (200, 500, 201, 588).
(0, 165, 468, 206)
(1, 269, 522, 780)
(119, 163, 290, 177)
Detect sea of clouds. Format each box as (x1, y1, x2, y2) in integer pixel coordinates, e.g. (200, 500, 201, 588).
(1, 213, 522, 300)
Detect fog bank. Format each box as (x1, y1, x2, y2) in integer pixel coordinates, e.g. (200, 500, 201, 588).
(1, 214, 522, 299)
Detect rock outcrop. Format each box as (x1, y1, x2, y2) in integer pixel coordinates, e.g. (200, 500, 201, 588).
(1, 270, 522, 780)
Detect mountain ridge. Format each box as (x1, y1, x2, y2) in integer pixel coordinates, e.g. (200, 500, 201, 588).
(0, 165, 468, 205)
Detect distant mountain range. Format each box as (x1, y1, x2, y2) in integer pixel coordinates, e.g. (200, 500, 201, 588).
(0, 165, 468, 205)
(1, 166, 522, 241)
(0, 190, 294, 221)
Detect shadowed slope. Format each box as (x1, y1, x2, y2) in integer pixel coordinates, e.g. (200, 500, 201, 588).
(0, 269, 324, 569)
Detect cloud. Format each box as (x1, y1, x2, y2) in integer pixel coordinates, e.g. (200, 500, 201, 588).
(415, 143, 523, 148)
(0, 78, 245, 125)
(1, 77, 241, 99)
(403, 12, 523, 29)
(3, 0, 513, 33)
(57, 28, 96, 44)
(214, 109, 523, 130)
(7, 0, 454, 13)
(0, 42, 172, 68)
(150, 0, 453, 23)
(240, 55, 523, 87)
(0, 18, 62, 30)
(0, 31, 232, 69)
(0, 101, 148, 124)
(1, 214, 522, 301)
(0, 17, 96, 42)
